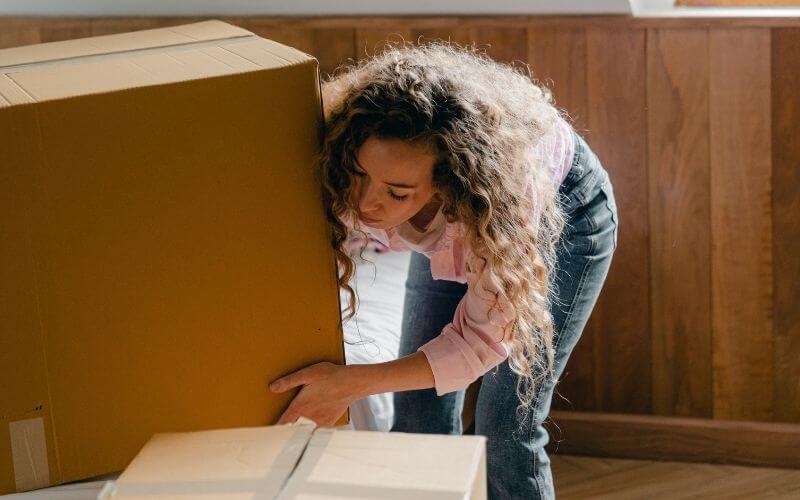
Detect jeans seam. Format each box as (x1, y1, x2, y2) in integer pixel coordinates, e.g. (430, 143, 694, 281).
(599, 181, 619, 250)
(553, 256, 593, 354)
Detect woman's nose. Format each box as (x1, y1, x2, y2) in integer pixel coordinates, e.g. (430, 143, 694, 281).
(358, 179, 381, 213)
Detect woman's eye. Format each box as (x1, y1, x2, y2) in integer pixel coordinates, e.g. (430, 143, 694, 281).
(388, 190, 408, 201)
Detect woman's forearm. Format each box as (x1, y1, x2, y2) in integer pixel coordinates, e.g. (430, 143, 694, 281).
(348, 351, 435, 399)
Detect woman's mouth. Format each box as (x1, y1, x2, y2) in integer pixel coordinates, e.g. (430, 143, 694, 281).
(361, 215, 381, 224)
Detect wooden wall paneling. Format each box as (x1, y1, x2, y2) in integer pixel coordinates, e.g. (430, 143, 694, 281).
(527, 28, 589, 135)
(527, 28, 595, 412)
(467, 26, 528, 66)
(0, 18, 41, 49)
(709, 28, 773, 421)
(231, 18, 315, 55)
(354, 28, 414, 59)
(545, 410, 800, 469)
(410, 25, 471, 47)
(89, 17, 199, 36)
(311, 28, 356, 79)
(36, 18, 91, 42)
(585, 28, 650, 414)
(233, 23, 357, 83)
(646, 28, 712, 418)
(771, 28, 800, 423)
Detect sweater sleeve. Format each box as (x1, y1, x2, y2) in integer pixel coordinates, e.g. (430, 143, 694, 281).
(416, 242, 516, 396)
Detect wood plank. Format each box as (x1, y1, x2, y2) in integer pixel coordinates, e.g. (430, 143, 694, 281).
(585, 28, 650, 414)
(646, 28, 712, 418)
(89, 17, 199, 36)
(467, 26, 527, 65)
(5, 16, 800, 37)
(0, 19, 39, 49)
(527, 28, 588, 134)
(230, 18, 315, 54)
(545, 410, 800, 469)
(709, 28, 773, 421)
(527, 28, 594, 412)
(312, 28, 356, 79)
(771, 28, 800, 423)
(410, 26, 472, 47)
(552, 454, 800, 499)
(678, 0, 800, 5)
(354, 27, 413, 60)
(37, 18, 91, 42)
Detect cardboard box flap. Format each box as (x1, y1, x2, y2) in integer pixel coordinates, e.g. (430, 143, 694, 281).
(99, 420, 318, 499)
(0, 35, 316, 105)
(0, 20, 253, 69)
(278, 429, 487, 498)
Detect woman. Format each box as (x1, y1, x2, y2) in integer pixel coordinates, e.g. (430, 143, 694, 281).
(269, 41, 618, 499)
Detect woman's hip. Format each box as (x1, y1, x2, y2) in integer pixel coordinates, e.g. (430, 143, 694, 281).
(558, 130, 618, 252)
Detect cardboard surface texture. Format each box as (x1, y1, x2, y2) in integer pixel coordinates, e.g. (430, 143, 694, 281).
(99, 419, 488, 500)
(0, 20, 347, 494)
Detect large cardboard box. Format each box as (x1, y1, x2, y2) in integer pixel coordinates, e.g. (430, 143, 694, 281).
(0, 21, 347, 494)
(98, 419, 488, 499)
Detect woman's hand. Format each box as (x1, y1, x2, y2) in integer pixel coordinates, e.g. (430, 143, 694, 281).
(268, 361, 360, 428)
(269, 353, 436, 428)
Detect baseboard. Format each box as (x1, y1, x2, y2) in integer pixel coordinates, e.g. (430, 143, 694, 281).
(543, 410, 800, 469)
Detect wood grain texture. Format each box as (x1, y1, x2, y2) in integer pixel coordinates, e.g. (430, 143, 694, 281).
(526, 28, 594, 412)
(585, 28, 650, 414)
(552, 454, 800, 499)
(312, 28, 356, 79)
(467, 26, 527, 65)
(709, 28, 773, 421)
(354, 27, 413, 59)
(6, 15, 800, 33)
(234, 20, 315, 54)
(410, 26, 471, 47)
(771, 28, 800, 423)
(527, 28, 589, 135)
(545, 410, 800, 469)
(89, 17, 198, 36)
(678, 0, 800, 5)
(647, 29, 712, 418)
(35, 19, 91, 43)
(0, 19, 40, 49)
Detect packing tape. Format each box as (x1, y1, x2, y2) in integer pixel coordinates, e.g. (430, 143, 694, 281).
(253, 419, 316, 500)
(98, 418, 317, 499)
(0, 34, 259, 74)
(276, 428, 465, 500)
(9, 417, 50, 491)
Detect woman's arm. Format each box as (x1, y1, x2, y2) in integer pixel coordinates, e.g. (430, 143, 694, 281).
(348, 351, 436, 398)
(269, 351, 435, 427)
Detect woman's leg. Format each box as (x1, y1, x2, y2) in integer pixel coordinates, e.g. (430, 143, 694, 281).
(391, 251, 468, 435)
(475, 132, 618, 499)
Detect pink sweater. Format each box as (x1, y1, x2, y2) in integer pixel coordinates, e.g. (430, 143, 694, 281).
(348, 117, 575, 395)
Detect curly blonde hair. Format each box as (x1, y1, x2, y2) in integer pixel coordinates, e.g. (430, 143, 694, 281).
(319, 40, 568, 422)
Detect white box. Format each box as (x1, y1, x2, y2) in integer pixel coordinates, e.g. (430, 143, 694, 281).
(99, 418, 487, 499)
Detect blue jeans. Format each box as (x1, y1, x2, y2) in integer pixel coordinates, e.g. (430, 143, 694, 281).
(391, 130, 618, 499)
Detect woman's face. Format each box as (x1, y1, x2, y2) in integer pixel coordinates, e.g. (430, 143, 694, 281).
(352, 136, 439, 230)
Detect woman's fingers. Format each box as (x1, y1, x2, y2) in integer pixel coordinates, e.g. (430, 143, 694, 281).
(270, 367, 310, 393)
(269, 362, 331, 393)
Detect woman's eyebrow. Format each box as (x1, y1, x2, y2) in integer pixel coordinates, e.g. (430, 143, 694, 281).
(354, 159, 418, 189)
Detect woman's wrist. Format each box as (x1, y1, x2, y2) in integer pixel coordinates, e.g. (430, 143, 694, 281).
(345, 351, 436, 399)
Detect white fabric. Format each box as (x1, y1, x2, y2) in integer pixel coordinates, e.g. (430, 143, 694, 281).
(338, 250, 410, 432)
